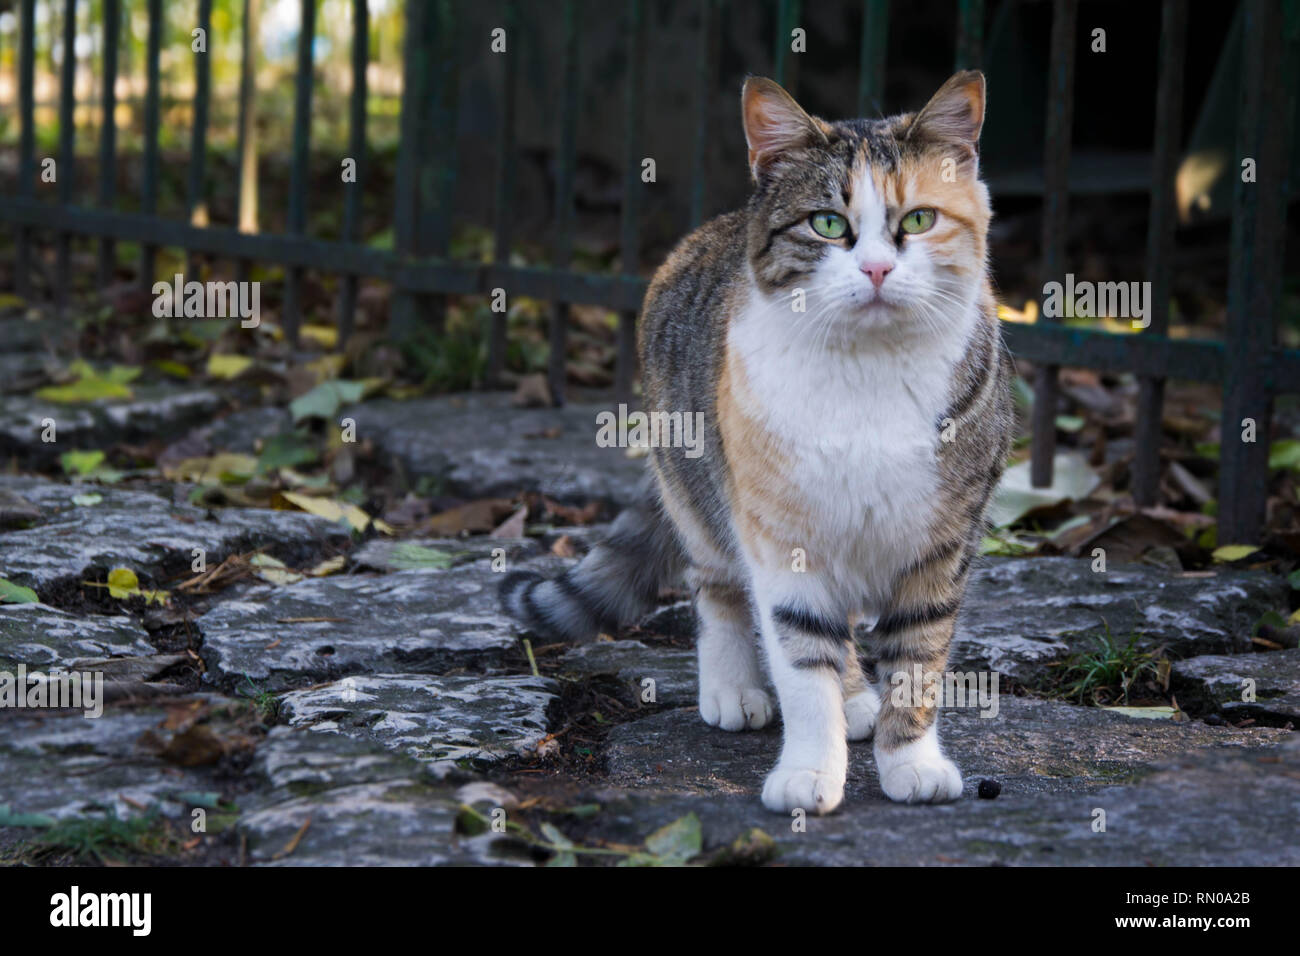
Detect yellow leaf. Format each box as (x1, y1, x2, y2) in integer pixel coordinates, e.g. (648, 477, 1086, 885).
(306, 555, 347, 577)
(1289, 608, 1300, 626)
(300, 324, 339, 349)
(1211, 544, 1260, 563)
(207, 354, 254, 380)
(278, 491, 371, 532)
(249, 553, 303, 585)
(372, 519, 397, 536)
(305, 354, 347, 383)
(107, 567, 139, 599)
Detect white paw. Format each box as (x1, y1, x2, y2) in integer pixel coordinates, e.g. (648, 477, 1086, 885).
(876, 728, 963, 804)
(761, 764, 845, 815)
(878, 754, 963, 803)
(698, 685, 774, 731)
(844, 688, 881, 741)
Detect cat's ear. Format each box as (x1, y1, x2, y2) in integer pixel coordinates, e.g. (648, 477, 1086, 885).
(741, 77, 827, 181)
(907, 70, 985, 155)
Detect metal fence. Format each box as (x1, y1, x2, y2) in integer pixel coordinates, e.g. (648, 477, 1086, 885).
(1, 0, 1297, 546)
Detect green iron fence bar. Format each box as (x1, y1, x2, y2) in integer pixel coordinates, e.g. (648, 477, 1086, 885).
(337, 0, 369, 347)
(1132, 0, 1188, 508)
(186, 0, 213, 280)
(54, 0, 76, 317)
(616, 0, 647, 401)
(1029, 0, 1077, 489)
(235, 0, 259, 288)
(282, 0, 317, 347)
(858, 0, 889, 116)
(954, 0, 984, 71)
(549, 0, 580, 406)
(15, 0, 36, 300)
(486, 0, 518, 388)
(688, 0, 717, 231)
(97, 0, 120, 288)
(774, 0, 803, 94)
(390, 0, 458, 342)
(1219, 0, 1291, 545)
(139, 0, 162, 293)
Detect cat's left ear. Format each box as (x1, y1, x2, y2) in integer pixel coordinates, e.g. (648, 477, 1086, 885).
(907, 70, 985, 156)
(742, 77, 828, 181)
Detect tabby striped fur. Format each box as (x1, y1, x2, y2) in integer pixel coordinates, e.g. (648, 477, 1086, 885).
(501, 71, 1012, 814)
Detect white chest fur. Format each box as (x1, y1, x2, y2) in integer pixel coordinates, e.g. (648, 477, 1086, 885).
(729, 296, 974, 605)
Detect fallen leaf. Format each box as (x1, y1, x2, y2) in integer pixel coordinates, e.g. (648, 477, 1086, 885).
(0, 578, 39, 604)
(277, 491, 371, 532)
(491, 505, 528, 538)
(1211, 544, 1260, 563)
(206, 354, 254, 380)
(988, 452, 1102, 528)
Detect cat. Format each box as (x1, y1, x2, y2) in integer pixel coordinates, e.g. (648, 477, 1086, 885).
(501, 71, 1013, 815)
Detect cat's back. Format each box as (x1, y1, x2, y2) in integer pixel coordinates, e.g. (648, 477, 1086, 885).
(638, 209, 748, 386)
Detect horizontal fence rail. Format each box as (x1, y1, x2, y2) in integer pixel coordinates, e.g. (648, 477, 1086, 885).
(0, 0, 1297, 545)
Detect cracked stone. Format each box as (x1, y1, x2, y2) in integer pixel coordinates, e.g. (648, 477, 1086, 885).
(279, 673, 558, 767)
(197, 563, 524, 690)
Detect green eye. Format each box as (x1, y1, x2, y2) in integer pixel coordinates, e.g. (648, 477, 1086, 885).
(900, 208, 937, 235)
(810, 211, 848, 239)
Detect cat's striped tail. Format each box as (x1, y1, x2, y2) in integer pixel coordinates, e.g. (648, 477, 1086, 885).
(498, 479, 684, 641)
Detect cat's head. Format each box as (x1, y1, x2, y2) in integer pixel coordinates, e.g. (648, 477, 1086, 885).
(740, 72, 991, 339)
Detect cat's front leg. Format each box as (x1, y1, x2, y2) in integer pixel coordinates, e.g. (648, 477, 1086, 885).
(750, 570, 850, 814)
(693, 569, 773, 731)
(870, 545, 970, 803)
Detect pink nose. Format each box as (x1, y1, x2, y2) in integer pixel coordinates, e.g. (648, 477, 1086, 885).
(860, 261, 894, 288)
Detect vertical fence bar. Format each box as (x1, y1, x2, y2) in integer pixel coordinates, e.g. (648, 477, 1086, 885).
(1220, 0, 1289, 544)
(186, 0, 213, 279)
(140, 0, 162, 293)
(282, 0, 317, 347)
(486, 0, 518, 387)
(235, 0, 259, 286)
(616, 0, 646, 401)
(1132, 0, 1187, 508)
(548, 0, 579, 406)
(338, 0, 369, 347)
(688, 0, 715, 230)
(390, 0, 458, 343)
(954, 0, 984, 71)
(858, 0, 889, 116)
(16, 0, 37, 299)
(774, 0, 802, 94)
(97, 0, 120, 287)
(54, 0, 77, 316)
(1030, 0, 1077, 489)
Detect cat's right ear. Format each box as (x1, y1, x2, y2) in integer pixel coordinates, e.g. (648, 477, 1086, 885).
(741, 77, 827, 182)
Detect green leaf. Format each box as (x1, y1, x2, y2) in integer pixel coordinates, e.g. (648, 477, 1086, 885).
(36, 363, 138, 403)
(71, 492, 103, 507)
(1212, 544, 1260, 564)
(1268, 439, 1300, 471)
(1287, 569, 1300, 590)
(60, 449, 106, 476)
(1054, 414, 1086, 433)
(643, 812, 702, 865)
(256, 431, 320, 474)
(384, 543, 454, 571)
(0, 578, 39, 604)
(290, 380, 366, 423)
(0, 805, 55, 828)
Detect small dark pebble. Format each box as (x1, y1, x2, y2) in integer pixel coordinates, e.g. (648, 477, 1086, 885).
(977, 779, 1001, 799)
(1203, 713, 1225, 726)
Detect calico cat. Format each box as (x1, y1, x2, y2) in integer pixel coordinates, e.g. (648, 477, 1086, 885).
(501, 71, 1013, 814)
